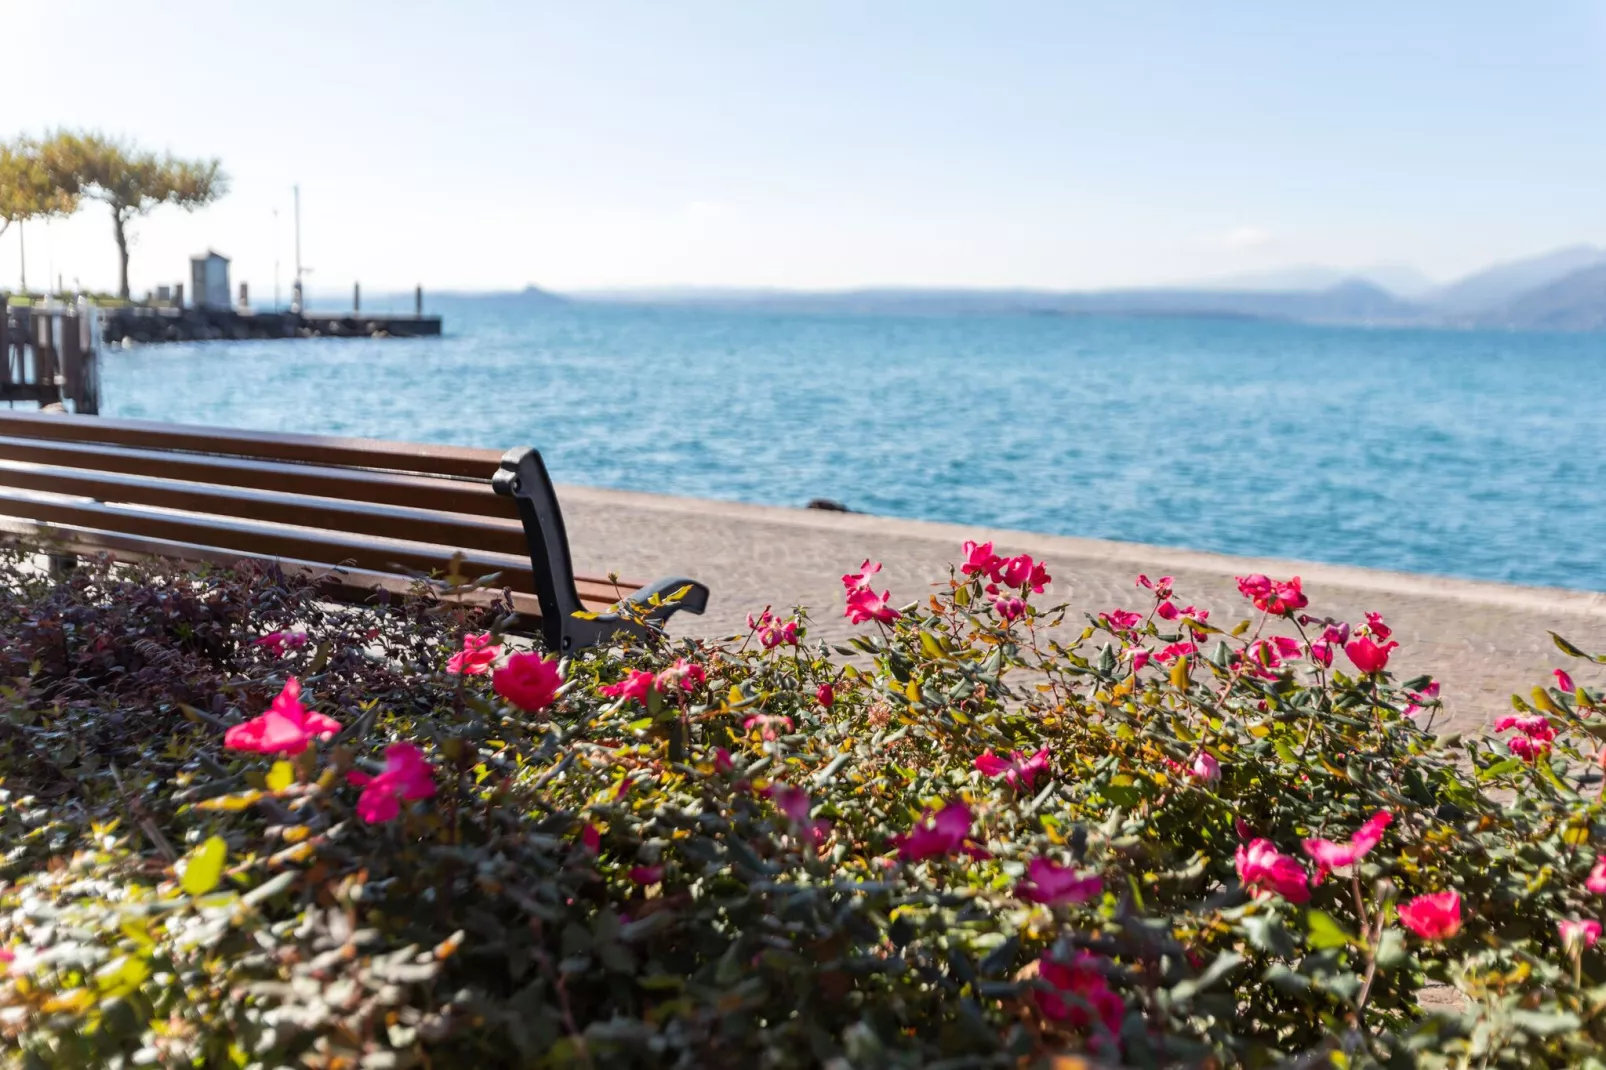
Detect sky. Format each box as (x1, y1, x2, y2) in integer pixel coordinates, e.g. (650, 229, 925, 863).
(3, 1, 1606, 297)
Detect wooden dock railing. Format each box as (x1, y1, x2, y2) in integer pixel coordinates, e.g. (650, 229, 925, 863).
(0, 302, 101, 414)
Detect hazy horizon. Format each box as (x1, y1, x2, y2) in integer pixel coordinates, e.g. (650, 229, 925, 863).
(4, 2, 1606, 298)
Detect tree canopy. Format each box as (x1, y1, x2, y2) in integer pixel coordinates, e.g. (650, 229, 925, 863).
(0, 136, 78, 237)
(42, 131, 227, 299)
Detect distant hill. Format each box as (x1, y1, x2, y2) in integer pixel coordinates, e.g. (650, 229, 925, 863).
(1186, 263, 1437, 298)
(1471, 262, 1606, 331)
(1425, 245, 1606, 315)
(569, 244, 1606, 331)
(1040, 279, 1419, 323)
(581, 279, 1423, 325)
(435, 284, 569, 304)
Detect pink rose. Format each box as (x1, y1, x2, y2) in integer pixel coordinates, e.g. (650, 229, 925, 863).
(1235, 574, 1308, 615)
(347, 742, 436, 824)
(1398, 890, 1462, 942)
(1302, 811, 1391, 884)
(1345, 637, 1399, 674)
(1236, 839, 1310, 903)
(447, 632, 502, 675)
(223, 678, 341, 756)
(1559, 918, 1601, 952)
(1190, 752, 1221, 782)
(891, 800, 982, 863)
(492, 652, 563, 712)
(1016, 857, 1102, 906)
(599, 668, 658, 706)
(845, 586, 899, 624)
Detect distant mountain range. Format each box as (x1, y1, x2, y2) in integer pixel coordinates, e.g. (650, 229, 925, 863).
(571, 245, 1606, 331)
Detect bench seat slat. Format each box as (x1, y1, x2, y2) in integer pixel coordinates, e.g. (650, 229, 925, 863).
(0, 411, 501, 480)
(0, 458, 531, 558)
(0, 487, 635, 607)
(0, 487, 538, 589)
(0, 436, 509, 519)
(0, 518, 589, 622)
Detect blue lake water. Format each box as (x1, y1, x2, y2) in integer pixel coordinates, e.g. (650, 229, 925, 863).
(101, 296, 1606, 591)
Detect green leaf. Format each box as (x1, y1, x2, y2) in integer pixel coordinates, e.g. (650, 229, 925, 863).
(1509, 1008, 1582, 1036)
(1170, 951, 1244, 1002)
(1478, 757, 1522, 780)
(1305, 909, 1354, 950)
(1103, 780, 1143, 808)
(1262, 963, 1309, 995)
(242, 871, 297, 907)
(1374, 928, 1407, 969)
(1243, 913, 1297, 957)
(1536, 758, 1581, 800)
(180, 835, 227, 897)
(978, 935, 1019, 976)
(1550, 632, 1590, 659)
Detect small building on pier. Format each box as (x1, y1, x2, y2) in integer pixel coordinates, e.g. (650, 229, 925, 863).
(189, 251, 231, 309)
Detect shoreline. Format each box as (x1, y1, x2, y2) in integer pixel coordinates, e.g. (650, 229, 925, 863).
(561, 483, 1606, 617)
(554, 484, 1606, 735)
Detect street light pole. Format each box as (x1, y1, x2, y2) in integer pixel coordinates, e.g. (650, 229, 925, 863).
(291, 185, 303, 314)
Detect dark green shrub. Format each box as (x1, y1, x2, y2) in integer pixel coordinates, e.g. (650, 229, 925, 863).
(1, 544, 1604, 1068)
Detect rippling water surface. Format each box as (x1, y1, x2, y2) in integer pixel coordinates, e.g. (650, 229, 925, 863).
(102, 296, 1606, 591)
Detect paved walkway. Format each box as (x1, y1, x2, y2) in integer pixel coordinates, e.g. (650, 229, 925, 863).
(557, 486, 1606, 737)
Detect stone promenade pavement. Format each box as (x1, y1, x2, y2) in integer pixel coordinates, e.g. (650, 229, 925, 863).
(556, 486, 1606, 737)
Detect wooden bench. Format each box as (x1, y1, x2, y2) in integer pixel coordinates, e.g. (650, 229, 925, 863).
(0, 412, 709, 653)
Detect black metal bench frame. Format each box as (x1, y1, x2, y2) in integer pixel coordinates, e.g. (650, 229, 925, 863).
(494, 446, 709, 652)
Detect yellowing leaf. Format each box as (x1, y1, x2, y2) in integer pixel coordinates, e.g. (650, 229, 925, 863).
(1532, 687, 1563, 715)
(1169, 657, 1190, 691)
(94, 955, 149, 992)
(197, 789, 264, 812)
(119, 921, 155, 952)
(270, 840, 316, 866)
(266, 761, 294, 792)
(40, 988, 95, 1014)
(180, 835, 227, 897)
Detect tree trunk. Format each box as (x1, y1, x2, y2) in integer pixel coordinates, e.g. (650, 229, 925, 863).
(112, 208, 130, 301)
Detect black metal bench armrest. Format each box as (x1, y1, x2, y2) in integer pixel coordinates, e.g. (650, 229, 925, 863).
(491, 447, 709, 653)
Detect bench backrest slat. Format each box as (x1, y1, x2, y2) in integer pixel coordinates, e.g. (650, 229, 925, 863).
(0, 436, 509, 518)
(0, 459, 531, 558)
(0, 411, 500, 480)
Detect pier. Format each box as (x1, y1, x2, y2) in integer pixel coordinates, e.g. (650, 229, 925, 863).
(99, 305, 443, 345)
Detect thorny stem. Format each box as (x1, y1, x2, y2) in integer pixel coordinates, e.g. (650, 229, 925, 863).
(1351, 875, 1370, 934)
(1353, 900, 1387, 1018)
(533, 936, 595, 1070)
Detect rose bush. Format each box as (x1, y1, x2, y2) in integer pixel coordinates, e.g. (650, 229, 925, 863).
(0, 543, 1604, 1067)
